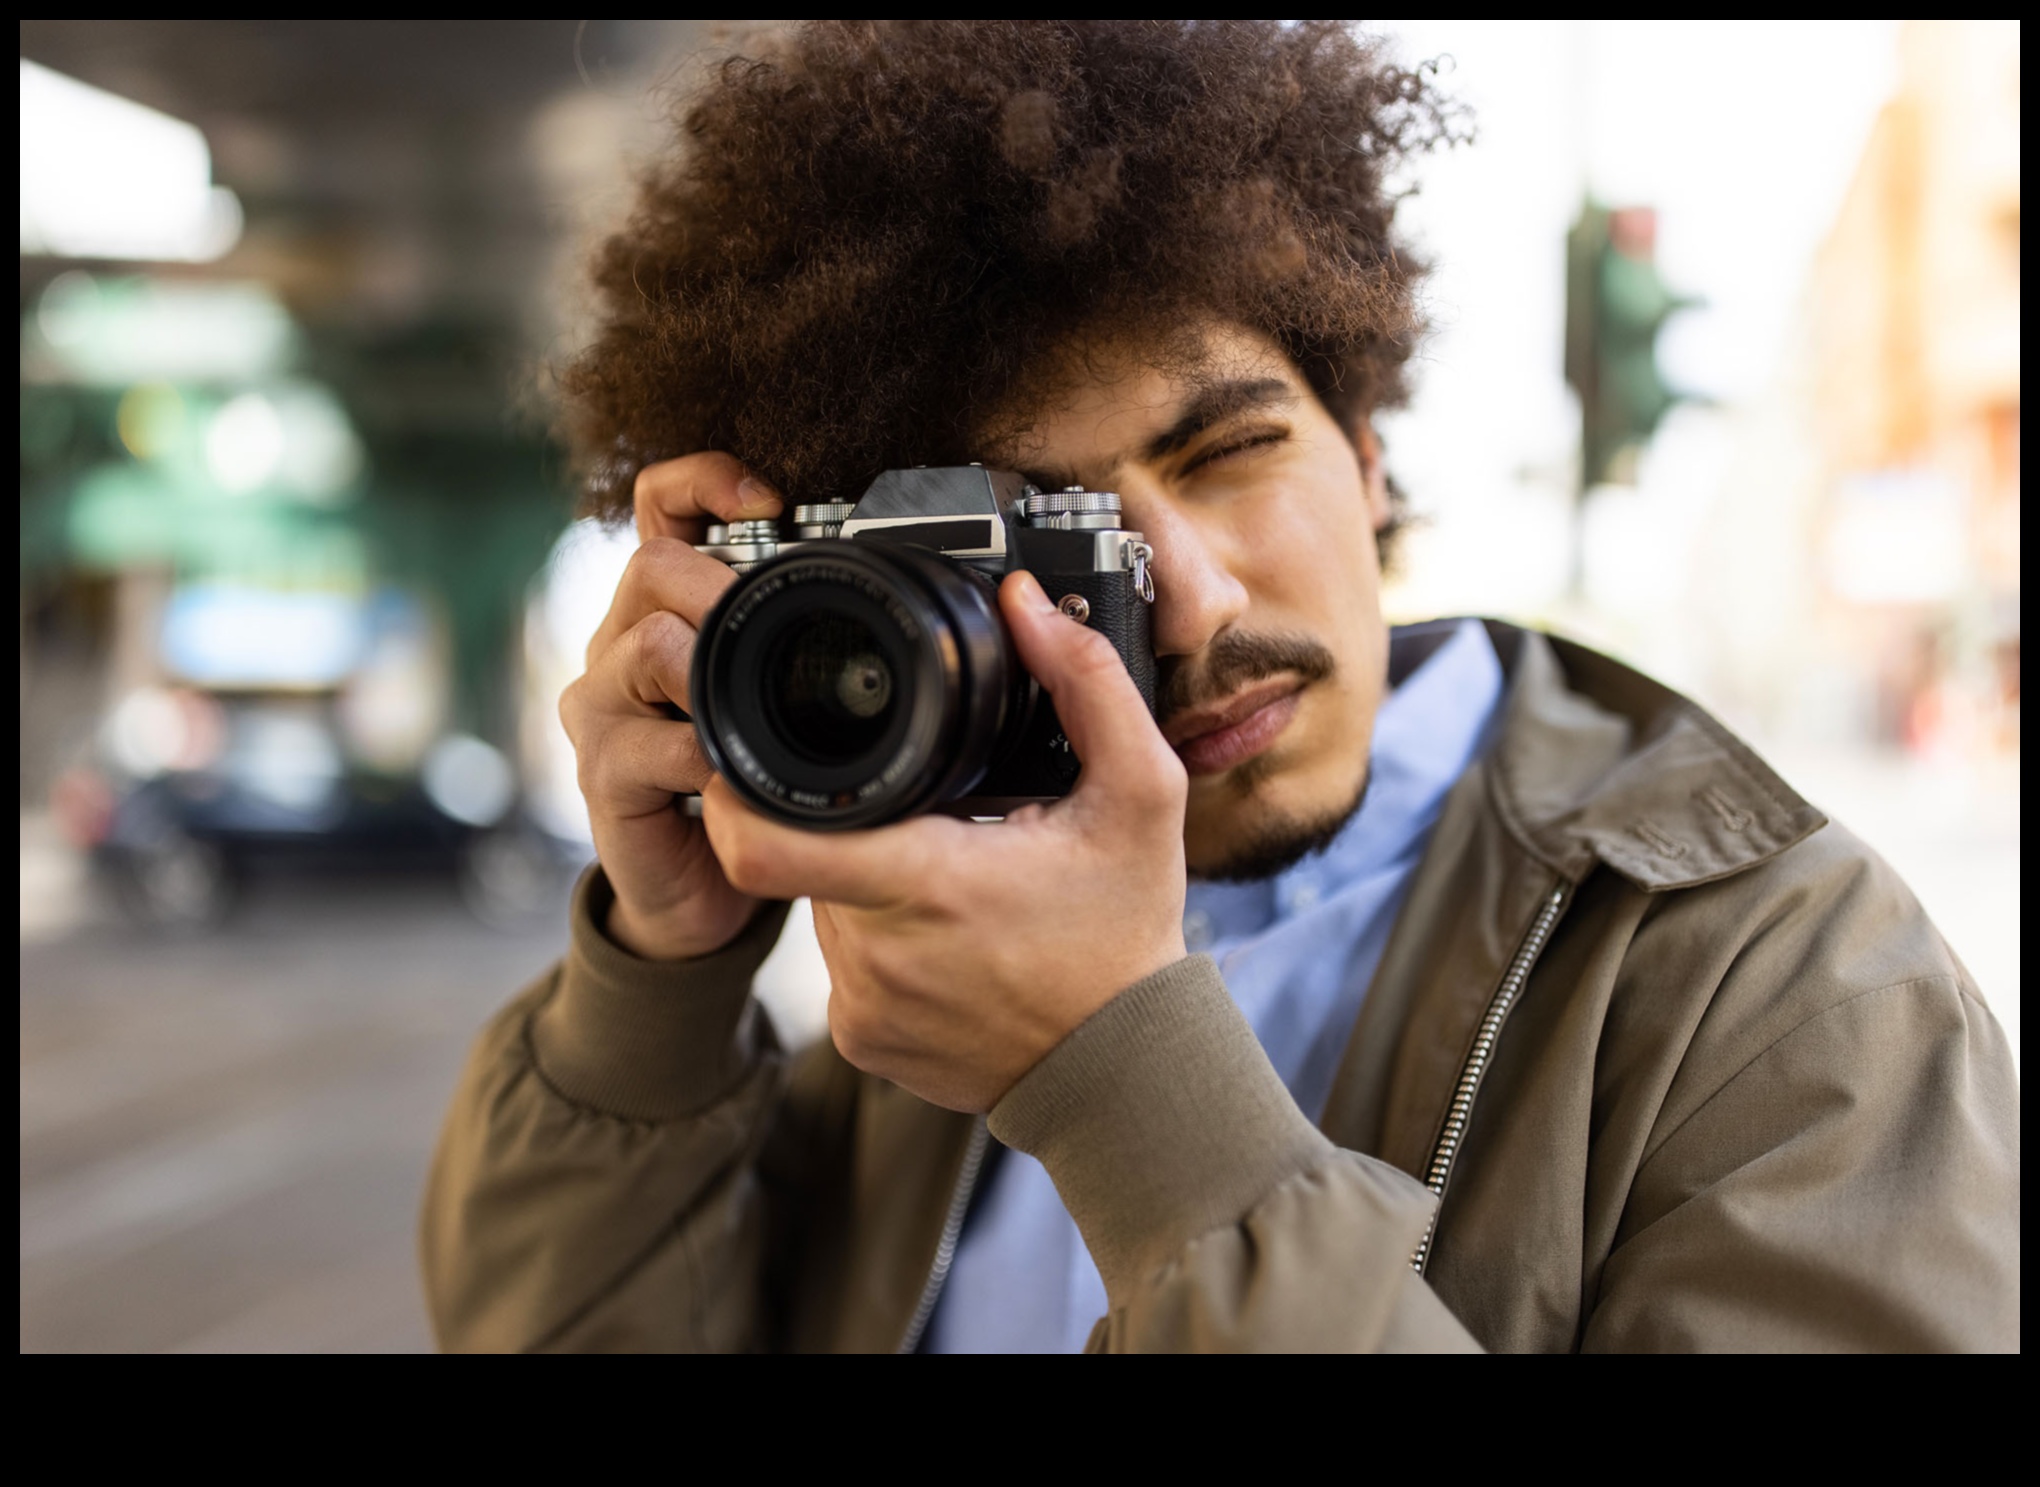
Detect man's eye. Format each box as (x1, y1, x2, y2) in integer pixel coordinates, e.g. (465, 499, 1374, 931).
(1182, 428, 1287, 476)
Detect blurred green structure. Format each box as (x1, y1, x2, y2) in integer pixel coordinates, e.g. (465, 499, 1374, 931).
(19, 274, 569, 747)
(1563, 200, 1699, 491)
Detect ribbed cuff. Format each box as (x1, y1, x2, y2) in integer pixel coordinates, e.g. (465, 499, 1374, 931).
(990, 954, 1337, 1298)
(528, 865, 792, 1122)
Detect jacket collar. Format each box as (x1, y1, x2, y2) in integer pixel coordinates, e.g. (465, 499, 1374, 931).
(1392, 620, 1827, 892)
(1329, 621, 1829, 1176)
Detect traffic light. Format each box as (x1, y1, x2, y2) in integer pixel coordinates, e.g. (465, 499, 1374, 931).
(1564, 202, 1698, 489)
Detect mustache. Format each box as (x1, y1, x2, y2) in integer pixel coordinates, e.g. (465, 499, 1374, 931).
(1157, 629, 1336, 723)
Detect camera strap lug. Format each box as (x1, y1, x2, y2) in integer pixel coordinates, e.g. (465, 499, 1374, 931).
(1124, 540, 1155, 603)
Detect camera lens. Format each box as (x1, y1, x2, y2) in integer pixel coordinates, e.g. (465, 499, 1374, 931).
(765, 614, 897, 765)
(691, 544, 1015, 829)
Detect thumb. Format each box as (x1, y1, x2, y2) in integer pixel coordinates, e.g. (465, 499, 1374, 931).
(999, 572, 1183, 817)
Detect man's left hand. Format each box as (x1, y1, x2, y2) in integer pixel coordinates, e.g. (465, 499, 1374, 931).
(703, 570, 1189, 1113)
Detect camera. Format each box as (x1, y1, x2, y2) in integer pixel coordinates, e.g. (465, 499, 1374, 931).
(689, 465, 1156, 830)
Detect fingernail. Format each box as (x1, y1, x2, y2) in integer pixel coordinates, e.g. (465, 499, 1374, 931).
(735, 475, 779, 514)
(1014, 571, 1056, 614)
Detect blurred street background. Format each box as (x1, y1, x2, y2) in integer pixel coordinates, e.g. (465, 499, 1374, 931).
(19, 21, 2019, 1351)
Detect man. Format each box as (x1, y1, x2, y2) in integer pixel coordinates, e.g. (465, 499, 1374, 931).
(422, 19, 2019, 1351)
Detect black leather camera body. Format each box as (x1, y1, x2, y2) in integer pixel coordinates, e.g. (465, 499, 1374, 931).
(689, 465, 1156, 830)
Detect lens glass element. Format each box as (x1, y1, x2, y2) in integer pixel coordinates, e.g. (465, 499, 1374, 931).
(764, 613, 898, 766)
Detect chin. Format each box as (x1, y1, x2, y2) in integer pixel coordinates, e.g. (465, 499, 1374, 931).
(1182, 747, 1369, 883)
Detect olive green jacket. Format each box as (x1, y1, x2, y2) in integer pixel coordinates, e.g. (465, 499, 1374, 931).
(421, 622, 2020, 1351)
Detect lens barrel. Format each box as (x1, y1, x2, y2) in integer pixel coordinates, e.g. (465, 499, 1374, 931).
(691, 544, 1015, 829)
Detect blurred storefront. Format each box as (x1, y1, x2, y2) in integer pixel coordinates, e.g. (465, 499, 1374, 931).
(17, 26, 710, 927)
(1804, 19, 2020, 763)
(20, 270, 568, 924)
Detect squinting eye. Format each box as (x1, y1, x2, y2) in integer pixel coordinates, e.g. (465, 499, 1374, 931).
(1186, 429, 1287, 474)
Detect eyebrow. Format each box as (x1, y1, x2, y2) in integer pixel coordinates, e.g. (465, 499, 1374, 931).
(1023, 376, 1298, 490)
(1139, 377, 1297, 464)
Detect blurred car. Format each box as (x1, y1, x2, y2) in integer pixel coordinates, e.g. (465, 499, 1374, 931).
(51, 582, 586, 929)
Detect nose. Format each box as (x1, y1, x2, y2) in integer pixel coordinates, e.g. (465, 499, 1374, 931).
(1122, 489, 1250, 659)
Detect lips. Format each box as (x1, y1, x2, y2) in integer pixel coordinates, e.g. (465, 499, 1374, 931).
(1164, 678, 1305, 777)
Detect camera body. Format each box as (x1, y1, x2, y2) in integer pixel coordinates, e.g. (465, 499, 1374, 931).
(690, 465, 1156, 830)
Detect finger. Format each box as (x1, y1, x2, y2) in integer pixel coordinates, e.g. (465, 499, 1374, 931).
(700, 775, 964, 907)
(574, 714, 717, 815)
(587, 537, 737, 665)
(580, 608, 698, 716)
(634, 452, 783, 543)
(999, 571, 1183, 817)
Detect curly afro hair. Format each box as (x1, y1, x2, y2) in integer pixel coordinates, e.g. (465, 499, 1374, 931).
(562, 20, 1462, 532)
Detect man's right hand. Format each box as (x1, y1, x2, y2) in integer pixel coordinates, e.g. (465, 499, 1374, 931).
(558, 452, 783, 960)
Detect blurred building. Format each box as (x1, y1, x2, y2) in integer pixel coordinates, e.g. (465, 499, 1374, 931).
(1804, 19, 2020, 760)
(19, 23, 717, 926)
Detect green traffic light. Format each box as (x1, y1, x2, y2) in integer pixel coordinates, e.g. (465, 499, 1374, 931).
(1564, 200, 1700, 489)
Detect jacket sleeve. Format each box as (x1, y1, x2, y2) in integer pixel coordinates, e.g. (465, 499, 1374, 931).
(419, 866, 806, 1352)
(990, 955, 1484, 1352)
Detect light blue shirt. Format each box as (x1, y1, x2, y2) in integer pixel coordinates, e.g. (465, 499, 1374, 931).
(926, 619, 1505, 1353)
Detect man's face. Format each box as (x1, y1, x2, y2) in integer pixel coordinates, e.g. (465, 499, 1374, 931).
(990, 323, 1394, 879)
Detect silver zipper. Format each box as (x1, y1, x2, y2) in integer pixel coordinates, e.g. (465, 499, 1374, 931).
(1409, 885, 1567, 1274)
(897, 1115, 992, 1353)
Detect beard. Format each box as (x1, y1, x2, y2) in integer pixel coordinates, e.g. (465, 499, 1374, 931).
(1192, 763, 1369, 883)
(1161, 628, 1366, 883)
